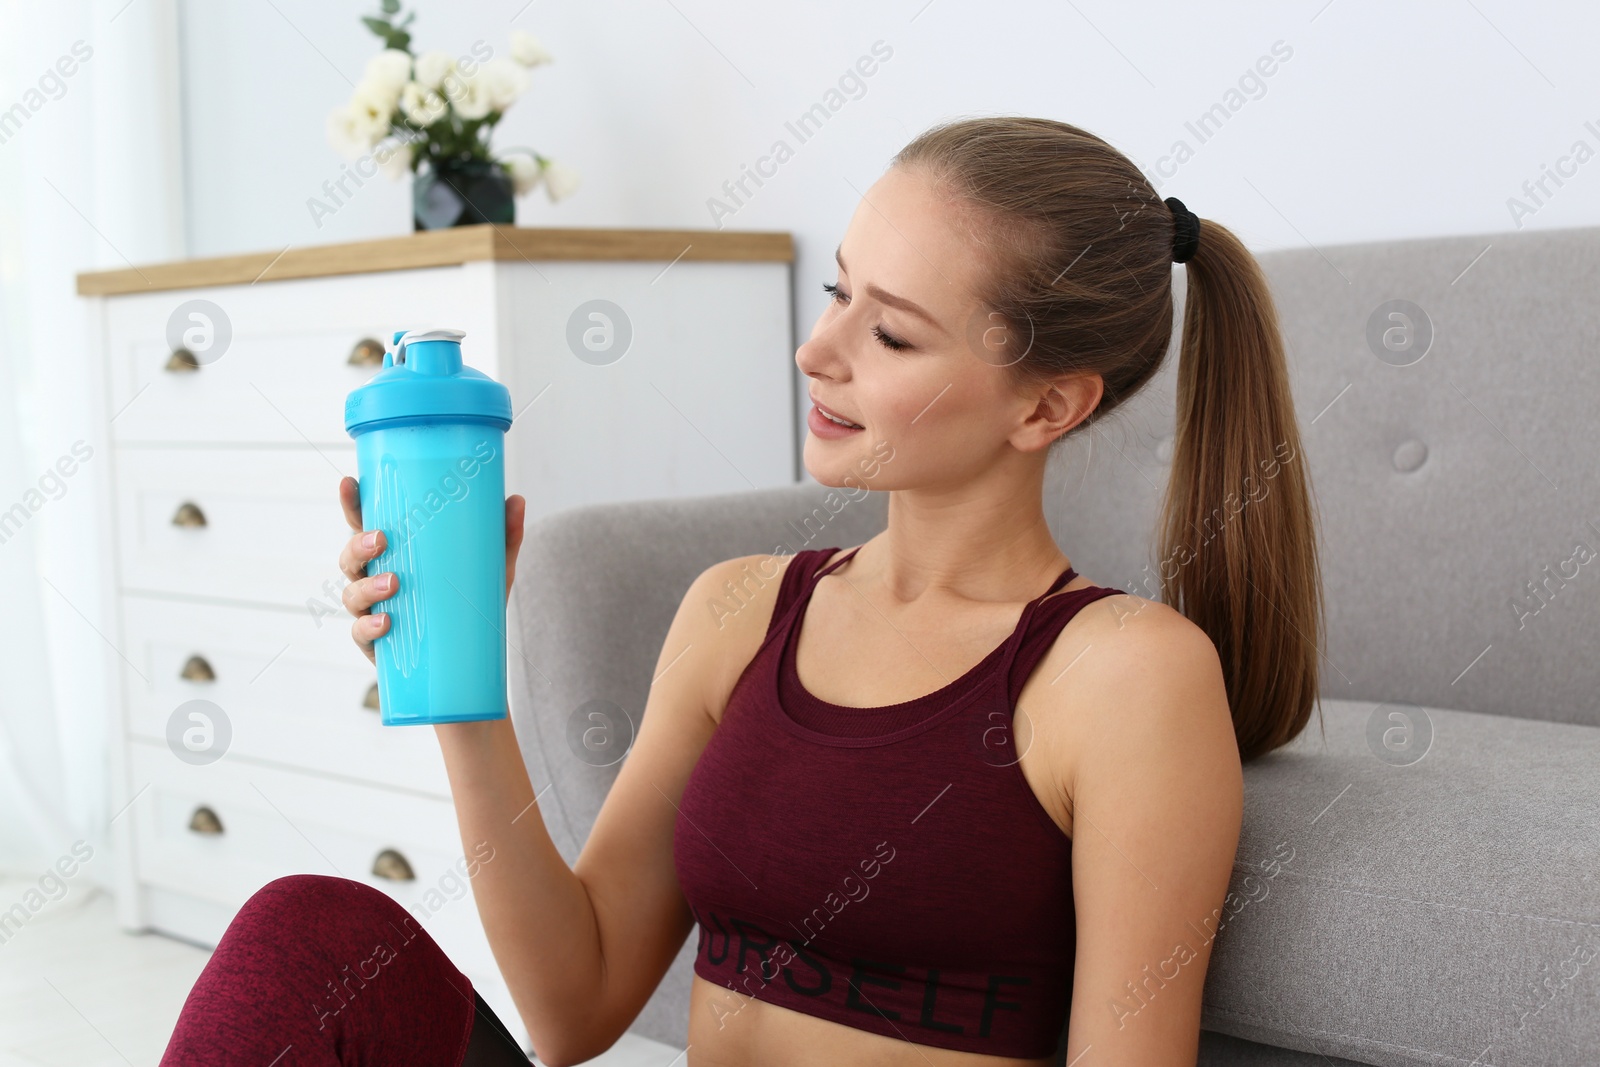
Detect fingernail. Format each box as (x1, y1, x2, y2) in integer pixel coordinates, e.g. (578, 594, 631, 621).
(370, 613, 386, 631)
(374, 574, 391, 593)
(363, 531, 378, 550)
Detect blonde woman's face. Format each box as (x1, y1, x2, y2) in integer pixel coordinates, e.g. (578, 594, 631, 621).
(796, 166, 1082, 493)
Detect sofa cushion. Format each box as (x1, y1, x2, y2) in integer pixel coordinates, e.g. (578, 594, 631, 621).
(1200, 698, 1600, 1066)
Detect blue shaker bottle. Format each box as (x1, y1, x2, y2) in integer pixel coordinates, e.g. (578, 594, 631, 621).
(343, 328, 512, 726)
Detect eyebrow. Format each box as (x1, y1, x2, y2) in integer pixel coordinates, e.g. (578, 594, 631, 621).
(834, 243, 945, 334)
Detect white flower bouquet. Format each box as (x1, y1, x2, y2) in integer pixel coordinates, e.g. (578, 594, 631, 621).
(325, 0, 579, 228)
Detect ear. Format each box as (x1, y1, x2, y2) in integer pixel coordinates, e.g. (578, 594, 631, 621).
(1010, 372, 1103, 453)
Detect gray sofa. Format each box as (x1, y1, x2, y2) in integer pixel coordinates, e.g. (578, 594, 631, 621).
(505, 223, 1600, 1066)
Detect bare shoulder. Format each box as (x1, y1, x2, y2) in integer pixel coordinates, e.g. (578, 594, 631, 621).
(1051, 588, 1227, 704)
(1030, 589, 1240, 817)
(676, 551, 804, 724)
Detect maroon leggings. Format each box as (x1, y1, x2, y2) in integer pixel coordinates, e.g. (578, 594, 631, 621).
(159, 874, 530, 1065)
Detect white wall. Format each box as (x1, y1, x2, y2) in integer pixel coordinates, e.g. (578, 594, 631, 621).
(172, 0, 1600, 436)
(3, 0, 1598, 877)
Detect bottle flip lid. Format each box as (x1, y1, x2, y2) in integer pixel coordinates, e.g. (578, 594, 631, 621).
(344, 328, 513, 436)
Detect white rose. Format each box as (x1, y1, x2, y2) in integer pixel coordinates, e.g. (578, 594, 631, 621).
(447, 69, 493, 121)
(541, 159, 580, 203)
(364, 49, 412, 93)
(325, 104, 366, 160)
(478, 57, 529, 113)
(502, 155, 542, 196)
(351, 76, 400, 125)
(399, 81, 448, 127)
(509, 30, 553, 68)
(325, 99, 388, 160)
(413, 50, 455, 92)
(375, 138, 414, 181)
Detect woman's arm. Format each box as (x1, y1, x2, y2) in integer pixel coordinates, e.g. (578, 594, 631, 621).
(1046, 598, 1244, 1066)
(431, 554, 782, 1066)
(337, 479, 782, 1064)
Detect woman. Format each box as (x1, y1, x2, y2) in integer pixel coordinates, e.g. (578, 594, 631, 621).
(161, 116, 1322, 1067)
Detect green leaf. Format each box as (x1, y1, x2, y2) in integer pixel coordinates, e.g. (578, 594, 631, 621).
(388, 29, 411, 51)
(380, 0, 399, 13)
(399, 12, 415, 26)
(361, 16, 391, 36)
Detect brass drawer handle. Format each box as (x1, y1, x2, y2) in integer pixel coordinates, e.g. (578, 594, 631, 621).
(348, 338, 386, 366)
(165, 348, 201, 372)
(188, 805, 223, 835)
(180, 655, 215, 682)
(171, 501, 207, 527)
(363, 682, 381, 711)
(372, 848, 414, 881)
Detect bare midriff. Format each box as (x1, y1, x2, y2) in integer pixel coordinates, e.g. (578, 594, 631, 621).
(684, 976, 1056, 1067)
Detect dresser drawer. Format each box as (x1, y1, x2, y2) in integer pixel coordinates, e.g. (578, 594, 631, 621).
(104, 265, 496, 446)
(120, 595, 452, 797)
(114, 446, 353, 606)
(126, 740, 498, 977)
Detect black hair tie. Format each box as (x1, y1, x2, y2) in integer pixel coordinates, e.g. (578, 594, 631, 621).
(1165, 197, 1200, 264)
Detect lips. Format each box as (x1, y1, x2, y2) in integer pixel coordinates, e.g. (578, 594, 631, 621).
(811, 397, 863, 429)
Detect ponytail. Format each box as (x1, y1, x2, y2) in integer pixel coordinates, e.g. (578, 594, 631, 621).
(1159, 215, 1324, 760)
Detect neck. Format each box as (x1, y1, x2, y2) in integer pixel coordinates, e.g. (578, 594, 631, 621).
(845, 484, 1071, 607)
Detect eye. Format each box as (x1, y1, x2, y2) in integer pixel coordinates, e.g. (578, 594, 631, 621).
(820, 281, 911, 351)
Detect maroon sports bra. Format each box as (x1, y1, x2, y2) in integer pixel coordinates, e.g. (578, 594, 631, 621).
(672, 546, 1124, 1058)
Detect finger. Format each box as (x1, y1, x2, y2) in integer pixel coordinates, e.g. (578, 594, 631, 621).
(338, 528, 386, 585)
(505, 494, 527, 589)
(339, 476, 363, 532)
(342, 571, 397, 616)
(506, 495, 526, 556)
(351, 611, 389, 661)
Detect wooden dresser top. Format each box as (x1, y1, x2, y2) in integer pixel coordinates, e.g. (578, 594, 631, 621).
(76, 224, 794, 296)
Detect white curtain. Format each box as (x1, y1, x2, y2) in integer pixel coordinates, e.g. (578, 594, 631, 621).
(0, 0, 185, 881)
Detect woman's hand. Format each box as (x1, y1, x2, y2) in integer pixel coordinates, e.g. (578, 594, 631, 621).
(337, 476, 527, 665)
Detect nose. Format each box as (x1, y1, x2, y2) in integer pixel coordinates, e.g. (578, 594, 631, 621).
(796, 307, 850, 382)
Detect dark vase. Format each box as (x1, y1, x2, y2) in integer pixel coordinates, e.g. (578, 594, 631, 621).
(413, 158, 515, 231)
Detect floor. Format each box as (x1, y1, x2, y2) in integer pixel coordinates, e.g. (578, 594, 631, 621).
(0, 876, 685, 1066)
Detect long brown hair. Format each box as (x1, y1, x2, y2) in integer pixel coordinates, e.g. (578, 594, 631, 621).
(891, 116, 1323, 761)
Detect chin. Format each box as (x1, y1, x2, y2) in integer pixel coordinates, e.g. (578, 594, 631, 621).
(802, 434, 898, 494)
(800, 451, 854, 488)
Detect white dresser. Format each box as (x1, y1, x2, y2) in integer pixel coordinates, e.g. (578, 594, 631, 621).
(76, 224, 796, 1053)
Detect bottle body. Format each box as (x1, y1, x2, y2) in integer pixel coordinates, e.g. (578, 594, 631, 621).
(355, 417, 508, 725)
